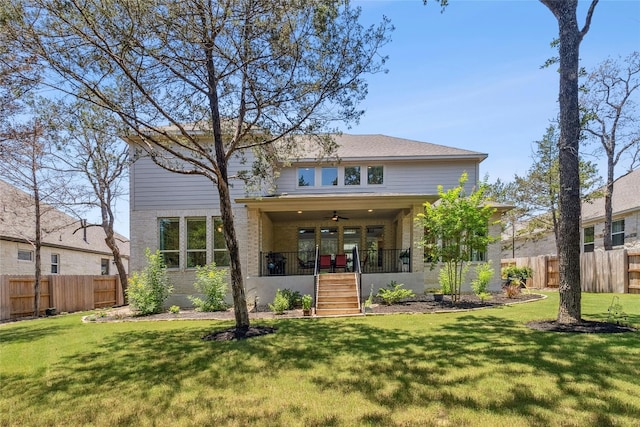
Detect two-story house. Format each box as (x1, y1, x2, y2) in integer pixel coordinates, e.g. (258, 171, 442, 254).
(0, 179, 130, 276)
(129, 133, 505, 312)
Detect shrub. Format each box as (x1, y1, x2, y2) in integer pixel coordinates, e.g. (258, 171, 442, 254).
(471, 262, 494, 297)
(376, 281, 415, 305)
(501, 265, 532, 286)
(188, 263, 229, 312)
(438, 264, 468, 296)
(279, 288, 302, 310)
(126, 249, 173, 315)
(301, 294, 313, 310)
(168, 305, 180, 314)
(269, 289, 290, 314)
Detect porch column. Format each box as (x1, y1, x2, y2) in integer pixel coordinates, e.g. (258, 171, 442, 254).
(245, 207, 261, 277)
(411, 203, 425, 273)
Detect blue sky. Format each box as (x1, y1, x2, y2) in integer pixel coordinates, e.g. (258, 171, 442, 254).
(111, 0, 639, 238)
(349, 0, 640, 181)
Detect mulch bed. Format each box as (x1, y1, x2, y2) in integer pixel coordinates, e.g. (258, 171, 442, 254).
(86, 291, 636, 339)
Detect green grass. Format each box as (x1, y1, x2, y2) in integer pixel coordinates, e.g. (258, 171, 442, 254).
(1, 292, 640, 426)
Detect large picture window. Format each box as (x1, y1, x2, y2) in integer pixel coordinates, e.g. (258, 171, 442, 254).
(612, 220, 625, 246)
(186, 218, 206, 268)
(159, 218, 180, 268)
(584, 226, 595, 252)
(213, 218, 230, 266)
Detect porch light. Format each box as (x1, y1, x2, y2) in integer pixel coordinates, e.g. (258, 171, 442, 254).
(297, 211, 302, 214)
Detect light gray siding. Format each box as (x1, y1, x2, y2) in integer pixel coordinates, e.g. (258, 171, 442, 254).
(276, 160, 479, 195)
(130, 153, 253, 210)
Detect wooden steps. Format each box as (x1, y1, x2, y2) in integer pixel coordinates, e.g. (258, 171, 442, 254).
(315, 273, 361, 316)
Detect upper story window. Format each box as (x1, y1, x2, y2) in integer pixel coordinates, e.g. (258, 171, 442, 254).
(186, 218, 206, 268)
(583, 226, 595, 252)
(298, 168, 315, 187)
(297, 165, 383, 187)
(344, 166, 361, 185)
(367, 165, 384, 185)
(321, 167, 338, 186)
(18, 250, 33, 262)
(612, 219, 625, 246)
(159, 218, 180, 268)
(51, 254, 60, 274)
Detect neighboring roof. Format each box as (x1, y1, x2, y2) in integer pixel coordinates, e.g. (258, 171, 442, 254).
(582, 168, 640, 222)
(303, 134, 487, 162)
(0, 179, 130, 257)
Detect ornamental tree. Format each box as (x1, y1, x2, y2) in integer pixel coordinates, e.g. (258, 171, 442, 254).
(418, 173, 496, 303)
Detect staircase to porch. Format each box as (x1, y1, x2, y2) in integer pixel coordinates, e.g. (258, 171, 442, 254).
(315, 273, 361, 316)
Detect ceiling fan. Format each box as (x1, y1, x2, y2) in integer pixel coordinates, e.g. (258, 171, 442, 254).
(326, 211, 349, 222)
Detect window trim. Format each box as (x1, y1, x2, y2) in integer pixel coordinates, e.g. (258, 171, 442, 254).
(583, 226, 595, 253)
(51, 253, 60, 274)
(612, 219, 625, 247)
(158, 217, 180, 269)
(17, 249, 33, 262)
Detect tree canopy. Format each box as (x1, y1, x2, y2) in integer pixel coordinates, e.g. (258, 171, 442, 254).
(3, 0, 392, 331)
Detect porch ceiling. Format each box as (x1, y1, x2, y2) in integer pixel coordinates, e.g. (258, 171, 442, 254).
(236, 193, 437, 223)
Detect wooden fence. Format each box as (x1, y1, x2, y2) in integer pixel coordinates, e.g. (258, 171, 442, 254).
(502, 249, 640, 294)
(0, 275, 123, 320)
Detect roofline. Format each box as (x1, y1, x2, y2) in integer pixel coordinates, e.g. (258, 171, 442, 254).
(289, 154, 488, 163)
(0, 235, 130, 258)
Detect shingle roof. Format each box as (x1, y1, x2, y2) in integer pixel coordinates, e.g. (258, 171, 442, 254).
(0, 179, 129, 256)
(329, 134, 487, 161)
(582, 168, 640, 222)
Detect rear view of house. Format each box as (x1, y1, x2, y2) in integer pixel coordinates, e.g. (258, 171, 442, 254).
(129, 133, 503, 309)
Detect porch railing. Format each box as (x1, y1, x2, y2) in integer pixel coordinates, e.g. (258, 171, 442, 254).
(259, 248, 411, 277)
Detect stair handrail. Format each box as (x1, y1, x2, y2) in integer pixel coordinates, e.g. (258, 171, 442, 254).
(313, 245, 320, 312)
(352, 245, 362, 312)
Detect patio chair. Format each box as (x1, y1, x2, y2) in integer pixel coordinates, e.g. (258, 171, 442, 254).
(334, 254, 348, 272)
(319, 254, 332, 272)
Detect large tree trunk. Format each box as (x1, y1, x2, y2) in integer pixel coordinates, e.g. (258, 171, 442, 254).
(104, 231, 128, 304)
(33, 165, 42, 317)
(541, 0, 597, 324)
(556, 5, 582, 324)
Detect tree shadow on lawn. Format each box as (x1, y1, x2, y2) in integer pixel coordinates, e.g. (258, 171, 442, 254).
(2, 316, 640, 426)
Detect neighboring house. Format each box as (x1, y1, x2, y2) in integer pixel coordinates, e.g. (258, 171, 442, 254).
(582, 168, 640, 253)
(502, 168, 640, 258)
(128, 132, 506, 309)
(0, 179, 130, 276)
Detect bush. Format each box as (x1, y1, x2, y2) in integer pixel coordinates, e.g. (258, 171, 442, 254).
(501, 265, 532, 286)
(126, 249, 173, 315)
(301, 294, 312, 310)
(269, 289, 290, 314)
(376, 281, 415, 305)
(471, 262, 494, 297)
(188, 263, 229, 312)
(279, 288, 302, 310)
(504, 283, 521, 299)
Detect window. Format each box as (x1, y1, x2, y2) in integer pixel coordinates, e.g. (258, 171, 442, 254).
(344, 166, 361, 185)
(51, 254, 60, 274)
(101, 258, 110, 275)
(612, 220, 625, 246)
(584, 226, 595, 252)
(298, 228, 316, 263)
(321, 167, 338, 186)
(298, 168, 315, 187)
(320, 227, 338, 255)
(159, 218, 180, 268)
(470, 248, 486, 262)
(367, 165, 384, 185)
(18, 250, 33, 261)
(213, 218, 230, 266)
(186, 218, 207, 268)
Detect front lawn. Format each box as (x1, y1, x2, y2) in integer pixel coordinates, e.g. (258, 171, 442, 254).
(1, 292, 639, 426)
